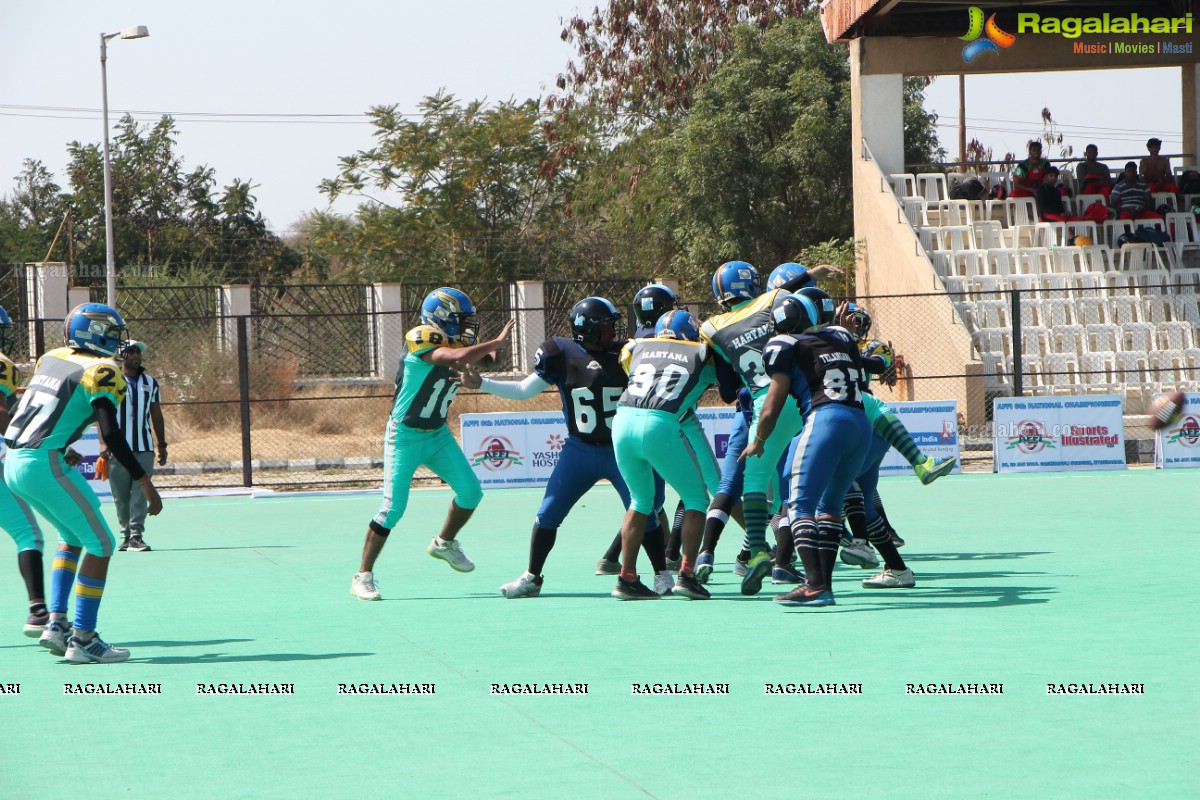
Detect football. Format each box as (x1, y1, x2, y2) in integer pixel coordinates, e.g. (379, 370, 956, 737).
(1148, 391, 1186, 431)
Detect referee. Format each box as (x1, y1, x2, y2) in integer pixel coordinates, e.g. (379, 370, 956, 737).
(103, 341, 167, 552)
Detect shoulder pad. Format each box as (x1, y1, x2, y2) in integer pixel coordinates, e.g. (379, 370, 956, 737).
(406, 325, 450, 354)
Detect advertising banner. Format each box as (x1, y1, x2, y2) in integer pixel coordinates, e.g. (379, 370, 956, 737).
(76, 425, 112, 500)
(1153, 393, 1200, 469)
(877, 401, 962, 476)
(993, 395, 1125, 473)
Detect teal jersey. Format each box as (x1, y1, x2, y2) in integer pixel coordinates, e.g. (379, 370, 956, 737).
(391, 325, 465, 430)
(5, 347, 126, 450)
(0, 352, 20, 414)
(618, 338, 715, 418)
(699, 289, 789, 400)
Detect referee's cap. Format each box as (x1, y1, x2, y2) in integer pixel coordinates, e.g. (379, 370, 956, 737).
(120, 340, 148, 355)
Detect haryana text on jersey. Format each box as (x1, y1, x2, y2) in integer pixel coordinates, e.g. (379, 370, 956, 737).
(4, 347, 126, 450)
(618, 338, 715, 417)
(699, 289, 791, 398)
(534, 336, 627, 446)
(763, 328, 867, 416)
(391, 326, 464, 430)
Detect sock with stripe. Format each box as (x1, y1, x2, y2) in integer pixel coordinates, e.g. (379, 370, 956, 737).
(866, 517, 907, 571)
(701, 494, 734, 553)
(874, 411, 924, 467)
(874, 494, 897, 535)
(49, 548, 79, 615)
(665, 502, 685, 561)
(741, 492, 770, 554)
(816, 518, 844, 589)
(843, 487, 867, 539)
(770, 513, 794, 567)
(790, 517, 821, 589)
(73, 575, 106, 633)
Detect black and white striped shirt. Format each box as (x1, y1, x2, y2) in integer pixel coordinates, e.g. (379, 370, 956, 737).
(117, 371, 161, 452)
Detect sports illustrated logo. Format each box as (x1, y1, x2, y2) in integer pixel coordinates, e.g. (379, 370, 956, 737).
(546, 434, 565, 452)
(470, 436, 523, 471)
(961, 7, 1016, 62)
(1165, 415, 1200, 448)
(1004, 420, 1055, 454)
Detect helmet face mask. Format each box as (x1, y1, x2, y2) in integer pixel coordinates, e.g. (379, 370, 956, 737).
(571, 297, 624, 347)
(844, 304, 872, 341)
(712, 261, 761, 309)
(420, 288, 478, 345)
(65, 303, 127, 358)
(632, 284, 677, 328)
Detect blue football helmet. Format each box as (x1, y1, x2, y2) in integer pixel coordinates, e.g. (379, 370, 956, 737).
(420, 288, 478, 345)
(0, 305, 11, 352)
(712, 261, 761, 309)
(654, 309, 700, 342)
(631, 284, 677, 328)
(65, 303, 126, 358)
(772, 294, 821, 335)
(766, 262, 808, 290)
(571, 297, 624, 346)
(795, 286, 836, 328)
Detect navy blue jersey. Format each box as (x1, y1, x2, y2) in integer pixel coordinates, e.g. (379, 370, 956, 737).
(533, 336, 627, 446)
(763, 328, 867, 416)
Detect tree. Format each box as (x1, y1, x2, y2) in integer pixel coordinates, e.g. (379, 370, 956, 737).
(0, 160, 69, 262)
(319, 93, 565, 282)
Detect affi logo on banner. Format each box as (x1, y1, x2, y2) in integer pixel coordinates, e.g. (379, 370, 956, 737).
(470, 436, 523, 471)
(961, 7, 1016, 62)
(1165, 415, 1200, 447)
(1005, 420, 1056, 454)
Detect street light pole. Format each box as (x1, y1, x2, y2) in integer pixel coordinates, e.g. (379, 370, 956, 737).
(99, 25, 149, 309)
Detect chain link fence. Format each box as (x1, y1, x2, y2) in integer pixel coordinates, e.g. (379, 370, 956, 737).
(1, 274, 1193, 487)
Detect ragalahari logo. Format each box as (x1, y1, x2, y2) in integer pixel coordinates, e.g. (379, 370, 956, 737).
(1165, 414, 1200, 448)
(470, 435, 523, 471)
(1005, 420, 1055, 455)
(962, 7, 1016, 63)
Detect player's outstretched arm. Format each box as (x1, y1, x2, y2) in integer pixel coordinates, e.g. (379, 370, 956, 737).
(427, 319, 516, 367)
(452, 364, 551, 401)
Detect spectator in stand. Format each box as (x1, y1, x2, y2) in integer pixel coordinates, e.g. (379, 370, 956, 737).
(1011, 140, 1050, 199)
(1110, 161, 1162, 220)
(1075, 144, 1113, 201)
(1036, 167, 1080, 222)
(1140, 137, 1178, 194)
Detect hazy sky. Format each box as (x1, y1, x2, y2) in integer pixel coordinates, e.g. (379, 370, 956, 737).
(0, 1, 1187, 233)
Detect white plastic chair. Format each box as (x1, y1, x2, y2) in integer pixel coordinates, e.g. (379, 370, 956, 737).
(987, 248, 1020, 276)
(1109, 296, 1142, 325)
(1080, 351, 1118, 393)
(1041, 298, 1076, 328)
(1166, 212, 1200, 266)
(888, 173, 917, 198)
(901, 197, 930, 228)
(1075, 298, 1109, 326)
(1063, 220, 1099, 245)
(1104, 219, 1136, 247)
(1086, 323, 1121, 352)
(1122, 322, 1156, 352)
(1158, 321, 1195, 351)
(1042, 353, 1081, 395)
(1051, 324, 1087, 358)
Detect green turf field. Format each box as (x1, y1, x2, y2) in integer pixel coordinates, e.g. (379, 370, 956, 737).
(0, 470, 1195, 799)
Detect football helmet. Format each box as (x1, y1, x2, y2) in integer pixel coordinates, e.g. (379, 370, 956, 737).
(654, 309, 700, 342)
(766, 262, 808, 290)
(420, 288, 478, 345)
(0, 305, 11, 352)
(844, 303, 872, 341)
(570, 297, 624, 346)
(631, 284, 677, 328)
(771, 294, 821, 335)
(795, 286, 836, 328)
(65, 303, 126, 358)
(712, 261, 761, 309)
